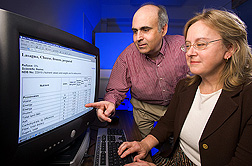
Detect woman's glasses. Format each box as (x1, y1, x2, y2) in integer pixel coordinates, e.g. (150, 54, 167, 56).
(180, 39, 222, 52)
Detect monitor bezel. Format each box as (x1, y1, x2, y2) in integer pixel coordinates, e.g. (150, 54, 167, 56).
(0, 9, 99, 165)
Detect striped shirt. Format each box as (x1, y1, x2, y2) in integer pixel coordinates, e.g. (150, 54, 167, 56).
(104, 35, 189, 106)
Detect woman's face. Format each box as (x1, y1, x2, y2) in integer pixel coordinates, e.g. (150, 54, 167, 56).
(185, 20, 230, 79)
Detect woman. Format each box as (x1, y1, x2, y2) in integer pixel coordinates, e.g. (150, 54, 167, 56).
(118, 9, 252, 166)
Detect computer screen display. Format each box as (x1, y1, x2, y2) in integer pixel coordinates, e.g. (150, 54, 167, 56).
(1, 9, 99, 165)
(19, 35, 97, 143)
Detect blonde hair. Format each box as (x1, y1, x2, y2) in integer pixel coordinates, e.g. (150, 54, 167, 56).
(184, 9, 252, 90)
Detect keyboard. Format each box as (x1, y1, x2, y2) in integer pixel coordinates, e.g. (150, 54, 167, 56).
(94, 128, 133, 166)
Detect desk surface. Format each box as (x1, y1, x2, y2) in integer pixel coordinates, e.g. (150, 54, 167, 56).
(82, 110, 152, 165)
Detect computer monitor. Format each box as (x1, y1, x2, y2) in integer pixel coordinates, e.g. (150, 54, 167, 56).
(0, 9, 99, 165)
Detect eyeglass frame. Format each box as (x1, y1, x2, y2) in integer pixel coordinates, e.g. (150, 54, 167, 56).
(180, 39, 222, 53)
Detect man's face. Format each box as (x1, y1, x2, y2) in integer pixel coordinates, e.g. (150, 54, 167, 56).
(132, 5, 166, 58)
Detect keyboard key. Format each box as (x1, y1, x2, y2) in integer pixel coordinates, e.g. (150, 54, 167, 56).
(94, 128, 133, 166)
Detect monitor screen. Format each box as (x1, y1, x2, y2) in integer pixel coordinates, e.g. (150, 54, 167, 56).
(0, 9, 99, 165)
(19, 35, 96, 144)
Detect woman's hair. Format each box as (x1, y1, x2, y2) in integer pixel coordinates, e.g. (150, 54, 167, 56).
(184, 9, 252, 90)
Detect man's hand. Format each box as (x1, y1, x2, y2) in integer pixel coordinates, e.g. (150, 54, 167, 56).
(85, 101, 115, 122)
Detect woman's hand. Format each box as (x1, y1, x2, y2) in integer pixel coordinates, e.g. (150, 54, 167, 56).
(118, 141, 149, 161)
(118, 135, 159, 162)
(125, 159, 156, 166)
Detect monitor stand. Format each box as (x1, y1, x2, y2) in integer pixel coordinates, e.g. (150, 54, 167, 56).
(49, 128, 90, 166)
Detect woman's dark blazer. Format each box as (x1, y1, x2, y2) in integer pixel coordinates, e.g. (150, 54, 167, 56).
(150, 78, 252, 166)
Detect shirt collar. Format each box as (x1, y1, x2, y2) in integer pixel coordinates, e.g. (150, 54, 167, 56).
(159, 37, 167, 56)
(143, 37, 166, 60)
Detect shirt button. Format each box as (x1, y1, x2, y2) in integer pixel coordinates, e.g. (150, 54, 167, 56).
(202, 143, 208, 150)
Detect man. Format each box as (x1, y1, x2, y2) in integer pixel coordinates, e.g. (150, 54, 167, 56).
(86, 4, 188, 137)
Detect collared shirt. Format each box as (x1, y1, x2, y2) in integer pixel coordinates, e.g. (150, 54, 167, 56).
(104, 35, 189, 106)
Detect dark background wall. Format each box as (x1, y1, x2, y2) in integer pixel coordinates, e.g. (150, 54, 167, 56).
(1, 0, 240, 70)
(233, 0, 252, 45)
(0, 0, 250, 106)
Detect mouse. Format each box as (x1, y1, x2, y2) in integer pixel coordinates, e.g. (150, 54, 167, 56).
(109, 116, 119, 125)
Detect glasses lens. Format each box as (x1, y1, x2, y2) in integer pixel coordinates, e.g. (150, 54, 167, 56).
(181, 42, 191, 52)
(180, 44, 186, 52)
(195, 41, 207, 50)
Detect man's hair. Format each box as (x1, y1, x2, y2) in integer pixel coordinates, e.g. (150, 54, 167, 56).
(140, 3, 169, 32)
(157, 5, 169, 32)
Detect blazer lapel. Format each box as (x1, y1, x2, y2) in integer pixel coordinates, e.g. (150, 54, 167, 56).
(200, 86, 242, 141)
(175, 81, 200, 137)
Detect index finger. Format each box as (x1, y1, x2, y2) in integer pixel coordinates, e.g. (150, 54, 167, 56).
(120, 147, 136, 159)
(118, 142, 137, 158)
(85, 102, 102, 108)
(118, 142, 130, 155)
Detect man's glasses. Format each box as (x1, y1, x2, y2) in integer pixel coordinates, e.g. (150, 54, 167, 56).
(180, 39, 222, 52)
